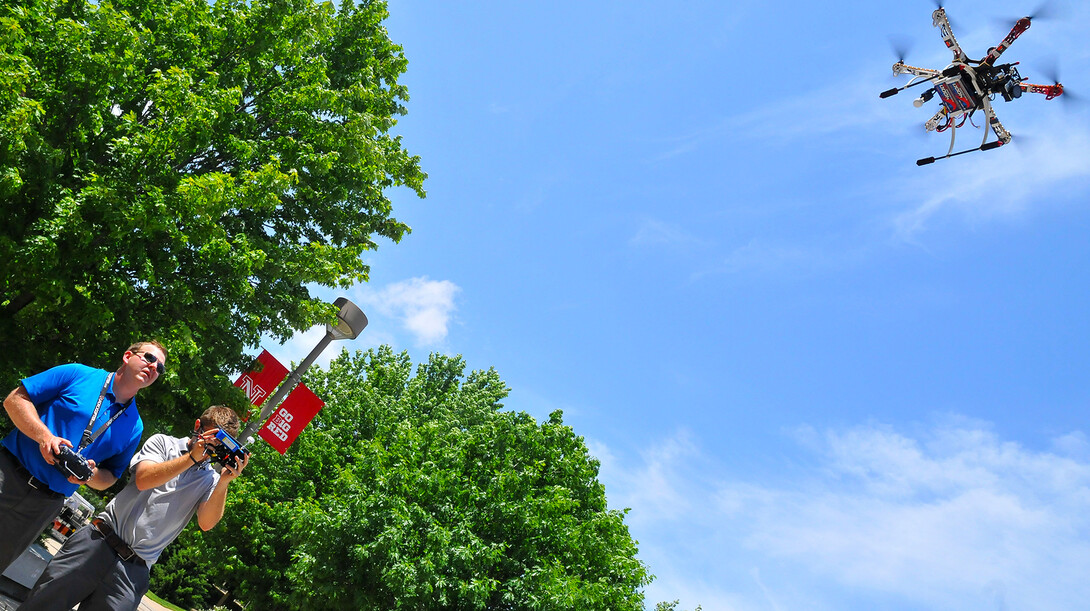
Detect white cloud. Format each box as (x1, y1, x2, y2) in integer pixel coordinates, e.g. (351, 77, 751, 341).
(264, 278, 461, 368)
(602, 429, 701, 522)
(1052, 431, 1090, 460)
(357, 276, 461, 347)
(734, 425, 1090, 608)
(597, 420, 1090, 611)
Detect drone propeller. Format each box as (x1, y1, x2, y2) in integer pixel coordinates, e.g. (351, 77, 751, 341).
(994, 0, 1059, 28)
(1040, 61, 1061, 86)
(931, 1, 962, 30)
(1008, 132, 1034, 150)
(1026, 0, 1057, 20)
(1057, 87, 1081, 105)
(1037, 61, 1081, 105)
(888, 35, 913, 65)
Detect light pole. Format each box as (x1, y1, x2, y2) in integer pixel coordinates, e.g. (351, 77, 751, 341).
(241, 297, 368, 444)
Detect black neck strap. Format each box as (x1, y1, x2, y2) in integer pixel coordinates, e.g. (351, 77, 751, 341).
(77, 373, 132, 452)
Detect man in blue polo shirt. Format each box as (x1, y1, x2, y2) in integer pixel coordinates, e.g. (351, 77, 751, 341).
(0, 340, 166, 573)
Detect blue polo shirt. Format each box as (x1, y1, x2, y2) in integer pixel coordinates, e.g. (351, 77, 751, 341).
(1, 364, 144, 496)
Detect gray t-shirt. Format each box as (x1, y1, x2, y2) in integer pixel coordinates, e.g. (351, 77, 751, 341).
(101, 434, 219, 565)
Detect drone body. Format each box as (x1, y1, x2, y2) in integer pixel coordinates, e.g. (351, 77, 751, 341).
(881, 7, 1064, 165)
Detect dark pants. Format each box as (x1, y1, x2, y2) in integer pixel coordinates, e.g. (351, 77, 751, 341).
(0, 448, 64, 573)
(19, 524, 150, 611)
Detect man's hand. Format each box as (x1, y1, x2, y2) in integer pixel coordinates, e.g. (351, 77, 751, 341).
(65, 458, 96, 485)
(189, 428, 220, 463)
(220, 451, 249, 484)
(39, 433, 72, 466)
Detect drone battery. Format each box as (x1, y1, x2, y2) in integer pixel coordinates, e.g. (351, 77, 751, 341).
(215, 429, 242, 452)
(936, 80, 976, 113)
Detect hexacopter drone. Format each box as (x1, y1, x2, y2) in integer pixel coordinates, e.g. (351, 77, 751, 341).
(881, 4, 1064, 165)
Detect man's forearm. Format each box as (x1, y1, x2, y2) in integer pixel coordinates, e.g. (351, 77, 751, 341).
(85, 468, 119, 490)
(4, 386, 52, 444)
(133, 455, 197, 490)
(196, 481, 230, 531)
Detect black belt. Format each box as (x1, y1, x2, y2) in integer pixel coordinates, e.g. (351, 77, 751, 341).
(91, 518, 146, 566)
(1, 446, 63, 499)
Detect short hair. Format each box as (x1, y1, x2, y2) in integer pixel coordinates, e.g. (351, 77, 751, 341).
(126, 340, 168, 363)
(199, 405, 241, 437)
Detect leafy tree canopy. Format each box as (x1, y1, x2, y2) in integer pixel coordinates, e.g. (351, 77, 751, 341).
(0, 0, 425, 427)
(154, 347, 651, 610)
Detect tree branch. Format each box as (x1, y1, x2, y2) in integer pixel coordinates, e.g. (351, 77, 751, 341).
(4, 291, 36, 317)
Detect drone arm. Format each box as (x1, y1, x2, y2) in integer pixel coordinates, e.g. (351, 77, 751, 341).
(881, 64, 942, 99)
(981, 18, 1031, 66)
(893, 62, 940, 80)
(924, 107, 948, 133)
(932, 8, 969, 63)
(1019, 82, 1064, 100)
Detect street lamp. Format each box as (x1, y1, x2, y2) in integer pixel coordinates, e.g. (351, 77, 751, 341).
(241, 297, 368, 443)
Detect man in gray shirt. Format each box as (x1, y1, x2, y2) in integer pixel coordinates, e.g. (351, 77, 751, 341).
(19, 405, 249, 611)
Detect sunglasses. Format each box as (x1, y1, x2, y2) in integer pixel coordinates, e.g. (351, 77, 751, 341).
(135, 351, 166, 375)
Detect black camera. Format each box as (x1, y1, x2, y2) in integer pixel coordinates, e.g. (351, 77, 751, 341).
(53, 445, 94, 481)
(205, 429, 250, 469)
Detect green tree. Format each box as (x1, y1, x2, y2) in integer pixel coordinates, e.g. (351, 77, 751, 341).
(654, 601, 703, 611)
(155, 347, 651, 610)
(0, 0, 424, 425)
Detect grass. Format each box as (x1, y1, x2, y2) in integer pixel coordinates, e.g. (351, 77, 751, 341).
(145, 591, 188, 611)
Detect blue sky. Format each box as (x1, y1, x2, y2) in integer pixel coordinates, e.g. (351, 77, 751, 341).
(273, 1, 1090, 609)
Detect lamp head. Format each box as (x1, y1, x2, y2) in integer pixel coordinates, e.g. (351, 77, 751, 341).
(329, 297, 368, 340)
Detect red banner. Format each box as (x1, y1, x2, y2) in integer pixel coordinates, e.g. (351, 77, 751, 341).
(259, 383, 325, 454)
(234, 350, 289, 407)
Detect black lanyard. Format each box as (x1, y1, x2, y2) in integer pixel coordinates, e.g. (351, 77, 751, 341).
(77, 373, 132, 453)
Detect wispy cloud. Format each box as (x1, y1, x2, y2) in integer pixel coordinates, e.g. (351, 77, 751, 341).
(713, 239, 821, 276)
(647, 62, 911, 162)
(356, 276, 461, 347)
(595, 419, 1090, 611)
(891, 119, 1090, 238)
(630, 218, 706, 249)
(595, 429, 701, 521)
(691, 236, 872, 280)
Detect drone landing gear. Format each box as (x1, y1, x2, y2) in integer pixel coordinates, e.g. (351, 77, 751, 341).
(917, 140, 1005, 165)
(918, 97, 1011, 165)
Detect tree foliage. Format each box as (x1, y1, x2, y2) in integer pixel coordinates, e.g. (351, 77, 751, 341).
(654, 601, 702, 611)
(153, 347, 651, 610)
(0, 0, 425, 425)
